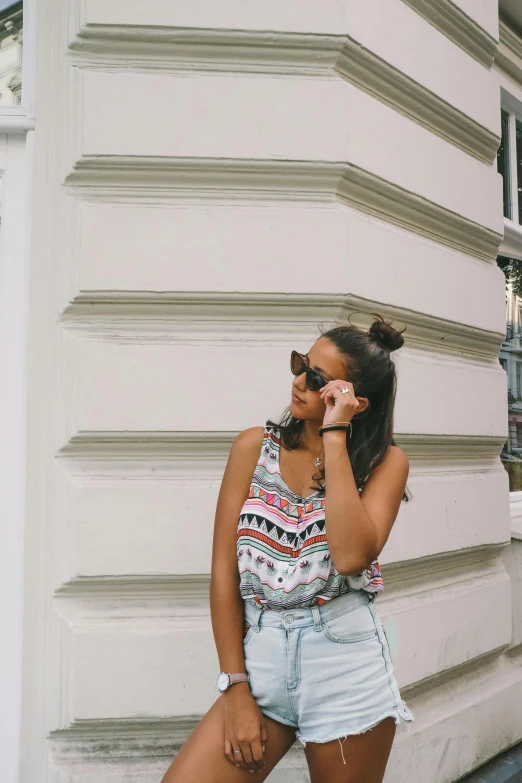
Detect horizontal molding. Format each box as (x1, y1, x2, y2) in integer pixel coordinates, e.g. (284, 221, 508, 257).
(49, 716, 305, 761)
(496, 20, 522, 85)
(336, 164, 501, 262)
(67, 26, 498, 163)
(64, 157, 502, 263)
(68, 25, 341, 74)
(48, 641, 522, 766)
(51, 542, 508, 625)
(59, 291, 505, 360)
(499, 219, 522, 263)
(499, 19, 522, 63)
(55, 573, 211, 600)
(401, 0, 498, 69)
(52, 575, 213, 629)
(64, 157, 344, 200)
(56, 429, 507, 462)
(336, 37, 498, 164)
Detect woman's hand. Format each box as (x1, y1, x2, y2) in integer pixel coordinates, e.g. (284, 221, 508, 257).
(223, 684, 268, 773)
(319, 380, 361, 428)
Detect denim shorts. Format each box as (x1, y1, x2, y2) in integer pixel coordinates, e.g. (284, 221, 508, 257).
(242, 589, 415, 754)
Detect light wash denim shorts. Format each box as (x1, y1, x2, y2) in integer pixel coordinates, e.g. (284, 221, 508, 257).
(242, 589, 415, 754)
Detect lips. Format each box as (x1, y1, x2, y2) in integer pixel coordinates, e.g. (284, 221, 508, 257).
(292, 392, 305, 404)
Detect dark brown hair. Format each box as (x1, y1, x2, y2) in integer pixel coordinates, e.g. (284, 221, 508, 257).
(267, 313, 411, 502)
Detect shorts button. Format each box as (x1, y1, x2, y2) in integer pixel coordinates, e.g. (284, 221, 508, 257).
(286, 614, 294, 623)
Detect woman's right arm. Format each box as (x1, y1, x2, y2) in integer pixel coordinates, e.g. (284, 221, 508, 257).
(209, 426, 267, 774)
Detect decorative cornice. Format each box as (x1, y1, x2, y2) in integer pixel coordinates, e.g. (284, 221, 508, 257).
(498, 218, 522, 263)
(400, 0, 498, 69)
(50, 542, 508, 624)
(337, 164, 501, 262)
(59, 288, 506, 364)
(381, 542, 508, 592)
(67, 26, 498, 164)
(64, 157, 345, 200)
(64, 157, 502, 263)
(496, 20, 522, 83)
(56, 430, 507, 462)
(57, 290, 506, 362)
(68, 26, 341, 74)
(55, 573, 211, 599)
(395, 433, 508, 460)
(499, 19, 522, 62)
(50, 639, 522, 763)
(56, 429, 236, 459)
(49, 717, 303, 761)
(0, 113, 34, 133)
(335, 37, 498, 164)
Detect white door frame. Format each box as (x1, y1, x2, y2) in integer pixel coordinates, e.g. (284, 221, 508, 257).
(0, 1, 36, 781)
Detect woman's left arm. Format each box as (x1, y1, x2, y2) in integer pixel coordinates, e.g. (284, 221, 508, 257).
(323, 432, 409, 575)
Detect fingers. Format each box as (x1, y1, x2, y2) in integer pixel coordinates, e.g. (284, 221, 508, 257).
(320, 380, 360, 412)
(224, 739, 243, 769)
(225, 736, 267, 774)
(250, 738, 266, 771)
(240, 740, 266, 773)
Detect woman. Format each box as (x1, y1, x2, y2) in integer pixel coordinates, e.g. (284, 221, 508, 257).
(161, 313, 415, 783)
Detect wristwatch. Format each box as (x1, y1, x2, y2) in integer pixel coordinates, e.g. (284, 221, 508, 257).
(217, 672, 250, 693)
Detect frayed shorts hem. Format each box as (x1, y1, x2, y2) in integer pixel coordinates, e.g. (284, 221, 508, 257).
(295, 703, 415, 751)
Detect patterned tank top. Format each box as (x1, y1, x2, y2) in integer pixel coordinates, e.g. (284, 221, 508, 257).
(236, 422, 383, 611)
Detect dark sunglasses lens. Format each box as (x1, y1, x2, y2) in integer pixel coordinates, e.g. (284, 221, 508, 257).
(290, 351, 306, 376)
(307, 371, 326, 391)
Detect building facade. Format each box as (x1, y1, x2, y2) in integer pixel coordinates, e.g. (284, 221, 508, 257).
(2, 1, 522, 782)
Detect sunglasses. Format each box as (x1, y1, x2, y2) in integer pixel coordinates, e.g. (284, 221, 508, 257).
(290, 350, 329, 392)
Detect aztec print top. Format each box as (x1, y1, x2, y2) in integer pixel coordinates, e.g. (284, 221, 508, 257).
(236, 422, 384, 611)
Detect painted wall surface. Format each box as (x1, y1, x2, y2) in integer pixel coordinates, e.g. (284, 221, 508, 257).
(19, 1, 519, 781)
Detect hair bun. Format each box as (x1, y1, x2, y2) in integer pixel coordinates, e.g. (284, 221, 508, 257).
(368, 314, 405, 352)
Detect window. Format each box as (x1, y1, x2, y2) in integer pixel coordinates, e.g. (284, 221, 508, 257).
(0, 2, 23, 106)
(498, 93, 522, 245)
(498, 109, 512, 219)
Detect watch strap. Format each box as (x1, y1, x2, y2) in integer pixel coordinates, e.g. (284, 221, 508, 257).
(228, 673, 249, 686)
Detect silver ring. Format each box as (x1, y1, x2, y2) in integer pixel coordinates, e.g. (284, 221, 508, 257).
(233, 750, 242, 754)
(340, 387, 351, 394)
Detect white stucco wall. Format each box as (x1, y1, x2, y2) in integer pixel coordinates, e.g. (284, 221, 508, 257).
(17, 1, 518, 781)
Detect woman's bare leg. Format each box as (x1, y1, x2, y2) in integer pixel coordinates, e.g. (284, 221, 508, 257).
(304, 716, 397, 783)
(160, 695, 298, 783)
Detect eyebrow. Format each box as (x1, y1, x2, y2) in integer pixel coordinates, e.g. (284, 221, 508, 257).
(305, 353, 333, 380)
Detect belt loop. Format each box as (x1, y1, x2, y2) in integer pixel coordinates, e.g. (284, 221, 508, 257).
(311, 605, 323, 632)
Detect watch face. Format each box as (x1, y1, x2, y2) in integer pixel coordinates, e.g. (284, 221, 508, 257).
(217, 673, 230, 692)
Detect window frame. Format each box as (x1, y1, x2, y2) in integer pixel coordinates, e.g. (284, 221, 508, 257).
(499, 89, 522, 261)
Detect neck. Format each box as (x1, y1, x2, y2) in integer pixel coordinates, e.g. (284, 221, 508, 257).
(300, 419, 324, 455)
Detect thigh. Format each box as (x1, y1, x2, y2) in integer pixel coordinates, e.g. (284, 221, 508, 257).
(159, 695, 298, 783)
(304, 716, 396, 783)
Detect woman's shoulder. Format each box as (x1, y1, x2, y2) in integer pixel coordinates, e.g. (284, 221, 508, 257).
(230, 421, 282, 462)
(230, 425, 266, 460)
(387, 444, 409, 467)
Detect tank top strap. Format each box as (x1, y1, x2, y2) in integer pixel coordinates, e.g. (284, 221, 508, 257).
(254, 422, 280, 476)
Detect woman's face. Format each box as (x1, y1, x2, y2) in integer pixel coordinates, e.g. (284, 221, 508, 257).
(289, 338, 351, 421)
